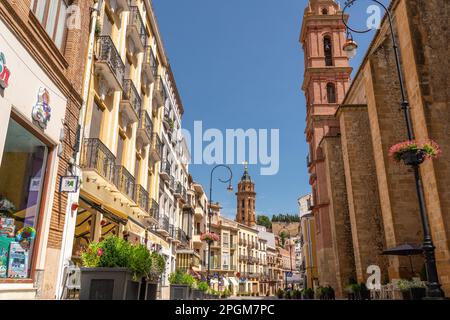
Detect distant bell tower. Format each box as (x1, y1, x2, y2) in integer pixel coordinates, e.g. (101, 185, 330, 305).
(236, 162, 256, 227)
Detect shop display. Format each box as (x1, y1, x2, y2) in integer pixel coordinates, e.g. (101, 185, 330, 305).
(0, 237, 14, 278)
(0, 217, 15, 238)
(7, 242, 29, 278)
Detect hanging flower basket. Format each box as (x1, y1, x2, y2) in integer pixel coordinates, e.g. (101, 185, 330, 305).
(200, 232, 219, 243)
(389, 140, 441, 166)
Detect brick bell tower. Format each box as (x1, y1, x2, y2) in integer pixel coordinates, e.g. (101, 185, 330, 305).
(235, 162, 256, 227)
(300, 0, 353, 296)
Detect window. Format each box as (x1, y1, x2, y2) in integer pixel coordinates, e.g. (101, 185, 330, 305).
(116, 133, 125, 165)
(0, 118, 49, 279)
(326, 83, 337, 103)
(89, 101, 103, 139)
(31, 0, 68, 49)
(322, 8, 328, 15)
(324, 36, 333, 66)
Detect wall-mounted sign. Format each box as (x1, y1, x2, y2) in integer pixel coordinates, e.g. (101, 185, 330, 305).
(60, 176, 79, 193)
(29, 177, 41, 192)
(32, 87, 51, 129)
(0, 52, 10, 89)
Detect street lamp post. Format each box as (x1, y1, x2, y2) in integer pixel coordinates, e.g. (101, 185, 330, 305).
(341, 0, 444, 298)
(207, 165, 233, 286)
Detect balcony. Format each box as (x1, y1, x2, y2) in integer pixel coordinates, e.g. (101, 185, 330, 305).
(193, 234, 202, 245)
(194, 206, 204, 219)
(120, 79, 141, 124)
(168, 224, 176, 241)
(114, 165, 136, 202)
(137, 111, 153, 146)
(239, 255, 248, 262)
(149, 133, 162, 162)
(135, 184, 149, 213)
(149, 199, 159, 221)
(168, 176, 175, 191)
(142, 45, 156, 88)
(152, 76, 166, 111)
(174, 182, 182, 199)
(108, 0, 129, 15)
(95, 36, 124, 94)
(230, 243, 237, 250)
(81, 138, 116, 186)
(177, 228, 188, 245)
(159, 161, 171, 181)
(126, 6, 147, 55)
(163, 108, 172, 130)
(157, 215, 169, 236)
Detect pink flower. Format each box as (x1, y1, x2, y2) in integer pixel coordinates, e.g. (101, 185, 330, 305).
(97, 248, 103, 256)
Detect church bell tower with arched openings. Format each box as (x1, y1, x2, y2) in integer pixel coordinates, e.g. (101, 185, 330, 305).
(300, 0, 353, 296)
(235, 162, 256, 227)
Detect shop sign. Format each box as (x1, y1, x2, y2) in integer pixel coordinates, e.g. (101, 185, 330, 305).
(59, 176, 79, 193)
(32, 87, 51, 129)
(0, 52, 10, 89)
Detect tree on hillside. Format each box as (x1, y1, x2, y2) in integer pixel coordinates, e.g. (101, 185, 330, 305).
(257, 215, 272, 230)
(271, 214, 300, 223)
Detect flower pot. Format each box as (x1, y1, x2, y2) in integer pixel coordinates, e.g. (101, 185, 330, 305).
(170, 284, 191, 300)
(409, 287, 426, 300)
(80, 267, 140, 300)
(192, 289, 204, 300)
(401, 290, 411, 300)
(143, 281, 158, 300)
(400, 149, 426, 166)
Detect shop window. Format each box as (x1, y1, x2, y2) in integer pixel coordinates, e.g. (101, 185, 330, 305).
(0, 119, 49, 279)
(30, 0, 68, 49)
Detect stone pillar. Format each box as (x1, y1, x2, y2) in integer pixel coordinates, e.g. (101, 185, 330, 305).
(321, 135, 356, 297)
(338, 105, 388, 283)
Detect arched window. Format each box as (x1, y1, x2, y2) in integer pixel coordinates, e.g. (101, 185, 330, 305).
(322, 8, 328, 15)
(327, 83, 337, 103)
(324, 36, 333, 66)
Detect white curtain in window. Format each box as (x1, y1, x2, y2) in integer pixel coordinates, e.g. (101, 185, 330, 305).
(55, 1, 68, 49)
(45, 0, 58, 37)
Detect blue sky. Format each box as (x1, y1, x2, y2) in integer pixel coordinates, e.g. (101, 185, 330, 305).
(152, 0, 387, 219)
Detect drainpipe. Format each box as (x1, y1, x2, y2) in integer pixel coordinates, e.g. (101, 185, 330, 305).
(55, 0, 103, 300)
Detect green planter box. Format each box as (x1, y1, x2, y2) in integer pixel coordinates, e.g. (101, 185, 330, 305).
(80, 267, 140, 300)
(170, 284, 191, 300)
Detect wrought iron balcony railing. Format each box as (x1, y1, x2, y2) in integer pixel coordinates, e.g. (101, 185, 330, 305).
(160, 160, 171, 178)
(135, 184, 149, 213)
(95, 36, 124, 89)
(153, 76, 167, 107)
(149, 199, 159, 221)
(127, 6, 147, 49)
(137, 111, 153, 145)
(158, 215, 169, 233)
(150, 133, 162, 159)
(177, 228, 188, 244)
(143, 45, 158, 79)
(122, 79, 142, 120)
(115, 165, 136, 201)
(81, 138, 116, 185)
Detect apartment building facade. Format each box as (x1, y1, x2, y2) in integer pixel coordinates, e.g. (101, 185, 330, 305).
(0, 0, 90, 299)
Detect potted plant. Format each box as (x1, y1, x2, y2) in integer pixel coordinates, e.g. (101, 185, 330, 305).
(396, 279, 426, 300)
(200, 232, 219, 243)
(301, 288, 314, 300)
(141, 251, 165, 300)
(276, 288, 284, 299)
(389, 140, 441, 166)
(80, 236, 144, 300)
(192, 280, 208, 300)
(169, 270, 195, 300)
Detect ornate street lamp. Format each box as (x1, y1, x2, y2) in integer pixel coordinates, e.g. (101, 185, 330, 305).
(341, 0, 444, 299)
(207, 165, 233, 286)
